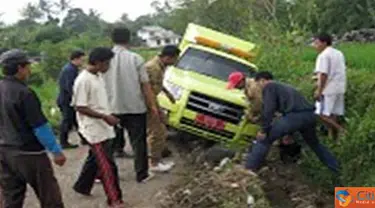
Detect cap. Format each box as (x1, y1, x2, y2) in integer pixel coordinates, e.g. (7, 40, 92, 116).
(226, 72, 245, 89)
(0, 49, 31, 65)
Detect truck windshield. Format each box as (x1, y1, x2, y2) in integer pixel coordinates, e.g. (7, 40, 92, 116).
(176, 48, 255, 81)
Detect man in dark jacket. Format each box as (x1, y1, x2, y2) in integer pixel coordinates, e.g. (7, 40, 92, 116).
(0, 49, 66, 207)
(245, 71, 340, 174)
(57, 50, 86, 148)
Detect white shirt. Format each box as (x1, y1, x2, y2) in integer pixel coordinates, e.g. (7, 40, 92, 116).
(314, 47, 347, 95)
(71, 70, 115, 144)
(102, 45, 150, 114)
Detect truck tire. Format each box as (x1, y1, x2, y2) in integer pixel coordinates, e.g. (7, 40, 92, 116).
(203, 144, 236, 166)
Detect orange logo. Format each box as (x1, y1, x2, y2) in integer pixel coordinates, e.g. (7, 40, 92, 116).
(335, 187, 375, 208)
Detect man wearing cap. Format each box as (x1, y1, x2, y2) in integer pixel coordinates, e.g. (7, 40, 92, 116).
(144, 45, 180, 172)
(244, 71, 340, 174)
(57, 50, 86, 149)
(226, 72, 263, 122)
(0, 49, 66, 207)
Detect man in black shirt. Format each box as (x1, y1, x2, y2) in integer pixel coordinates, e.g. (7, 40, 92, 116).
(57, 50, 86, 148)
(245, 71, 340, 174)
(0, 49, 66, 207)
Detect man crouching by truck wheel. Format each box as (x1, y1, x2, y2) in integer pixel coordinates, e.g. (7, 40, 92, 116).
(245, 71, 341, 175)
(226, 72, 301, 164)
(145, 45, 180, 173)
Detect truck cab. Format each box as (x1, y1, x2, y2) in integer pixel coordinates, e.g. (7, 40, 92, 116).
(157, 23, 259, 149)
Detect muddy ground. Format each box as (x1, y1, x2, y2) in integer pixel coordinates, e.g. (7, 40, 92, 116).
(256, 148, 334, 208)
(24, 132, 187, 208)
(22, 131, 334, 208)
(155, 140, 335, 208)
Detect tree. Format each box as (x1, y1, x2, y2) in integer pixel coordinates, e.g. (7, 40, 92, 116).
(62, 8, 106, 35)
(117, 13, 133, 27)
(0, 13, 4, 28)
(132, 15, 159, 31)
(317, 0, 375, 34)
(39, 0, 56, 17)
(39, 0, 70, 21)
(58, 0, 72, 11)
(21, 3, 44, 22)
(62, 8, 90, 33)
(20, 0, 71, 24)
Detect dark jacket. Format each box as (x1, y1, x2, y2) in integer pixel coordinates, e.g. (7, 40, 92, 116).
(0, 76, 47, 152)
(261, 82, 315, 133)
(57, 62, 79, 107)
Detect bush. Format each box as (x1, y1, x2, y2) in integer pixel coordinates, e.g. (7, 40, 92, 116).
(36, 33, 111, 80)
(31, 43, 159, 129)
(245, 26, 375, 189)
(34, 25, 69, 44)
(31, 80, 61, 128)
(28, 63, 45, 86)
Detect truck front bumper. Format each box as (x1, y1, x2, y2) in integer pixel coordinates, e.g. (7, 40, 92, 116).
(158, 92, 259, 149)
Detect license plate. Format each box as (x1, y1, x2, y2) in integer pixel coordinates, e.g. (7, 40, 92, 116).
(195, 114, 225, 130)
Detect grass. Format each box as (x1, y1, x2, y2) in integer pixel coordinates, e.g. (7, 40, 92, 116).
(265, 42, 375, 189)
(300, 42, 375, 70)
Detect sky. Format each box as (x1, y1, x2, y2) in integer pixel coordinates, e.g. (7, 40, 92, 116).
(0, 0, 156, 25)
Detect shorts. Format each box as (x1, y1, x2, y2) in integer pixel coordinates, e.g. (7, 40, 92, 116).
(315, 94, 345, 116)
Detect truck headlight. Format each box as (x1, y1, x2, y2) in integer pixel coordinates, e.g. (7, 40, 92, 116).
(164, 81, 184, 100)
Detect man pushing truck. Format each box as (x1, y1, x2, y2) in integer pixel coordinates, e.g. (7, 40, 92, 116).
(144, 45, 180, 172)
(226, 71, 302, 163)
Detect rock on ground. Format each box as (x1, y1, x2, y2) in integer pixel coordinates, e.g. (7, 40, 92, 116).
(340, 28, 375, 42)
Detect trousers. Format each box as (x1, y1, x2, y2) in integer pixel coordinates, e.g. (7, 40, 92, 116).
(245, 111, 340, 173)
(58, 104, 85, 144)
(147, 112, 168, 164)
(0, 151, 64, 208)
(73, 140, 123, 205)
(112, 113, 149, 181)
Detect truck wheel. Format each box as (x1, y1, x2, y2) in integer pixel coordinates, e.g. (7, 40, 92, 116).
(203, 144, 236, 166)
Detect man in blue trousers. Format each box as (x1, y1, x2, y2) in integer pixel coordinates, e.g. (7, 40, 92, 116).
(57, 50, 87, 148)
(245, 71, 340, 174)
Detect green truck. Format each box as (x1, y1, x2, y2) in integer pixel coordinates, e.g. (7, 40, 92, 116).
(157, 23, 259, 149)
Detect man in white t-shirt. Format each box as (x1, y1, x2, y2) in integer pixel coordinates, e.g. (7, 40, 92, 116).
(312, 33, 347, 140)
(71, 47, 125, 208)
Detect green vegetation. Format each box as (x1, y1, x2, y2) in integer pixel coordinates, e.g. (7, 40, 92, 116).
(258, 41, 375, 189)
(30, 47, 159, 130)
(1, 0, 375, 196)
(301, 43, 375, 70)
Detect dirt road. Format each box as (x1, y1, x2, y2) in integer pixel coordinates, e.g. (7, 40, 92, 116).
(23, 133, 185, 208)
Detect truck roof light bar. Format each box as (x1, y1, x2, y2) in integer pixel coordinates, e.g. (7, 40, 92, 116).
(194, 36, 256, 61)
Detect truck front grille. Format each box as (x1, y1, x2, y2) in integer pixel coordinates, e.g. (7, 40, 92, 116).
(180, 117, 235, 139)
(186, 91, 244, 124)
